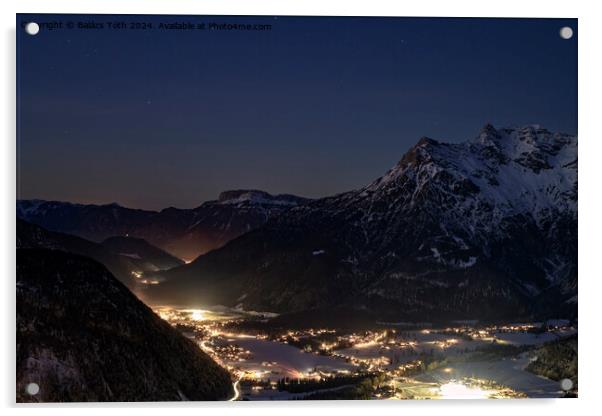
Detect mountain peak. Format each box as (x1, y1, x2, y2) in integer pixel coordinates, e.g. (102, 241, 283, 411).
(217, 189, 309, 206)
(394, 136, 440, 169)
(218, 189, 271, 203)
(416, 136, 440, 147)
(475, 123, 502, 146)
(470, 125, 577, 164)
(152, 124, 577, 320)
(480, 122, 497, 134)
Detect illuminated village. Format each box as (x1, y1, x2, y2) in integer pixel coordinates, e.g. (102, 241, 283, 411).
(154, 307, 576, 400)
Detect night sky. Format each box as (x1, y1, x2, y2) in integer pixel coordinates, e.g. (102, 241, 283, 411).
(17, 14, 577, 210)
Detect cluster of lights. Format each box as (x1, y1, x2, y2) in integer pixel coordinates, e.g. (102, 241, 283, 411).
(130, 270, 160, 285)
(386, 359, 425, 378)
(438, 378, 525, 399)
(277, 328, 336, 344)
(331, 351, 390, 370)
(212, 344, 252, 362)
(428, 338, 460, 349)
(389, 377, 524, 400)
(154, 306, 564, 400)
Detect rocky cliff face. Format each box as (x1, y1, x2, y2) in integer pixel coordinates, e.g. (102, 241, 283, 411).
(16, 249, 233, 402)
(149, 125, 577, 322)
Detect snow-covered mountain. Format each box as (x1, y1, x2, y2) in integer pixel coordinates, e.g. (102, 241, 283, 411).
(149, 124, 577, 322)
(17, 190, 310, 262)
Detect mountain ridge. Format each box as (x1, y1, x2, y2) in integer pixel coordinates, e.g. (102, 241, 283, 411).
(17, 189, 310, 261)
(146, 124, 577, 321)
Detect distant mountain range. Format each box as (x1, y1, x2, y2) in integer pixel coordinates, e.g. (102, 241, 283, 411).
(16, 248, 233, 402)
(16, 124, 578, 322)
(144, 125, 577, 322)
(17, 190, 309, 262)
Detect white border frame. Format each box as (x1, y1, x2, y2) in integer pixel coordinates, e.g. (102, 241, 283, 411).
(3, 1, 600, 416)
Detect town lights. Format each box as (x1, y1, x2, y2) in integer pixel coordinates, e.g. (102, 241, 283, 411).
(438, 382, 491, 399)
(190, 310, 204, 321)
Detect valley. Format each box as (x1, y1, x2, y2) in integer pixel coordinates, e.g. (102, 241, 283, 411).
(16, 124, 578, 401)
(156, 305, 577, 400)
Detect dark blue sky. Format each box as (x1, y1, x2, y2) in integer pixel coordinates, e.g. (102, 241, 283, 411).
(17, 14, 577, 210)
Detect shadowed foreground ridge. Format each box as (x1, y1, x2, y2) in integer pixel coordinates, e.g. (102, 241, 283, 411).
(16, 249, 233, 402)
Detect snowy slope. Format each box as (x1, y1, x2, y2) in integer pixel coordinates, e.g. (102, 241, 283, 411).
(151, 124, 577, 321)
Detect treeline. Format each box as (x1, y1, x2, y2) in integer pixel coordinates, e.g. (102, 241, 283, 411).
(299, 373, 388, 400)
(526, 335, 577, 394)
(471, 342, 532, 360)
(284, 334, 353, 353)
(397, 343, 531, 377)
(432, 329, 474, 341)
(277, 373, 372, 393)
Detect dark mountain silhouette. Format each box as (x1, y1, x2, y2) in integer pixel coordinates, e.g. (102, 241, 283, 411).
(17, 219, 181, 290)
(16, 249, 233, 402)
(101, 236, 184, 271)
